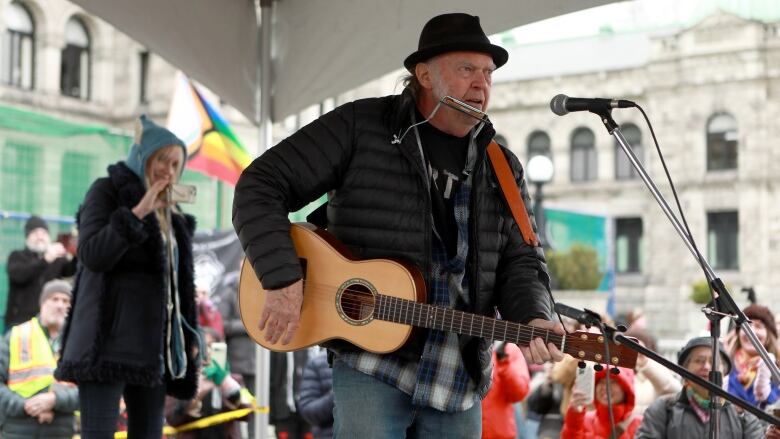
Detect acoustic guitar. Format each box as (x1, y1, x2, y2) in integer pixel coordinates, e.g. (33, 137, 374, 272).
(239, 223, 637, 369)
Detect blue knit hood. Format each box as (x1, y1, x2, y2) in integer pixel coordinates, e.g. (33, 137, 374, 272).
(124, 114, 187, 182)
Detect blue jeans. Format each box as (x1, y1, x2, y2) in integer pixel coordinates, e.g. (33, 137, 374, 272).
(331, 359, 481, 438)
(78, 381, 167, 439)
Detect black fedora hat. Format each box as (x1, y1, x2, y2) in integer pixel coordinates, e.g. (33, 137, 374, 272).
(404, 13, 509, 71)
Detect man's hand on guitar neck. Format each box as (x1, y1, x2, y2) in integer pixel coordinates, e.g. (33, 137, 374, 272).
(520, 318, 566, 365)
(259, 279, 304, 345)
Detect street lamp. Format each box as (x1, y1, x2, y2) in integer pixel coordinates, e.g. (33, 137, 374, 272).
(526, 154, 554, 248)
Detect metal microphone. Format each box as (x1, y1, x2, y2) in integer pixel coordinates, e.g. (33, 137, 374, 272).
(554, 302, 603, 326)
(550, 94, 636, 116)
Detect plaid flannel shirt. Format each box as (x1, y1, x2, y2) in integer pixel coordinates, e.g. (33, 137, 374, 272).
(336, 172, 482, 412)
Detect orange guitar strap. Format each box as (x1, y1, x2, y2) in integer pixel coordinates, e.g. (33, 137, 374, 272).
(486, 140, 540, 248)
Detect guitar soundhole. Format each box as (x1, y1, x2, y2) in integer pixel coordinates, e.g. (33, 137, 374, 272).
(336, 279, 376, 326)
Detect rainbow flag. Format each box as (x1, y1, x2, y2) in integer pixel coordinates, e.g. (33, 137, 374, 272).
(167, 73, 251, 185)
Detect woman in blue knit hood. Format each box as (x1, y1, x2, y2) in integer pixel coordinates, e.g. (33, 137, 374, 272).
(56, 115, 200, 439)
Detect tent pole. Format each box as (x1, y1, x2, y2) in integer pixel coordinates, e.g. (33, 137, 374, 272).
(254, 1, 274, 439)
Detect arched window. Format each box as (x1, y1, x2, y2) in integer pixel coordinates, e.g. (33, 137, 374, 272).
(527, 130, 551, 159)
(615, 123, 643, 180)
(1, 2, 35, 89)
(570, 127, 597, 182)
(60, 16, 90, 99)
(706, 113, 738, 171)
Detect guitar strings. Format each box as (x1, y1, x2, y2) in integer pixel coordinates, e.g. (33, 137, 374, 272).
(256, 281, 628, 363)
(293, 283, 590, 348)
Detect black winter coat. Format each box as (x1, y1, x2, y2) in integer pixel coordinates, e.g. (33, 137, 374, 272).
(55, 162, 199, 399)
(5, 249, 76, 329)
(233, 91, 552, 396)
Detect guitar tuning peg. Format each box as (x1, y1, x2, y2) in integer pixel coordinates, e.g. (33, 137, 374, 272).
(610, 367, 620, 375)
(577, 361, 586, 369)
(616, 324, 628, 332)
(593, 364, 603, 372)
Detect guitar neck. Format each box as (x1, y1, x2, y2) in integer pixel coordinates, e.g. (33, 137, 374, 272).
(375, 294, 565, 351)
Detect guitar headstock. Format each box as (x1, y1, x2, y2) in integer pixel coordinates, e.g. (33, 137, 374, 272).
(564, 330, 638, 369)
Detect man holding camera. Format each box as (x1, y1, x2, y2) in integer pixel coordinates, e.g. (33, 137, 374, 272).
(5, 216, 77, 330)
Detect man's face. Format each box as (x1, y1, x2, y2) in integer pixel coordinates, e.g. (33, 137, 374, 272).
(39, 292, 71, 329)
(415, 52, 495, 137)
(26, 228, 50, 253)
(425, 51, 495, 127)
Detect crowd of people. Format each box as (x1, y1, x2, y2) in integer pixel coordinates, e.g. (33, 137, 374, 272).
(3, 10, 780, 439)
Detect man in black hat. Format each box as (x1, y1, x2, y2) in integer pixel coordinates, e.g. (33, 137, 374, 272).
(5, 216, 76, 330)
(233, 13, 562, 436)
(635, 336, 764, 438)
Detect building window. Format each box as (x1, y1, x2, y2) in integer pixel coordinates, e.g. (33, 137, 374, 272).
(706, 113, 738, 171)
(616, 217, 643, 273)
(60, 17, 90, 100)
(1, 2, 35, 89)
(615, 123, 643, 180)
(707, 211, 738, 269)
(527, 130, 551, 159)
(139, 50, 149, 104)
(570, 127, 597, 182)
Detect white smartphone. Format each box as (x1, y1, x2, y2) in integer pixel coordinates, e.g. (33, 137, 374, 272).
(169, 184, 197, 204)
(573, 361, 595, 406)
(210, 342, 227, 369)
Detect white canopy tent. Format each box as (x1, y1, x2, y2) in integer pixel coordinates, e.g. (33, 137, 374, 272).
(68, 0, 620, 436)
(70, 0, 618, 123)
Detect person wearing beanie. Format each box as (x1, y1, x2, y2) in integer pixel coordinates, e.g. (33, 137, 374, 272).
(55, 114, 199, 439)
(0, 278, 78, 439)
(5, 215, 76, 330)
(232, 12, 563, 436)
(725, 304, 780, 408)
(635, 336, 764, 438)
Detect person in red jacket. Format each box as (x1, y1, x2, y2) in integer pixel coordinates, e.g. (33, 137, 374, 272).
(561, 367, 642, 439)
(481, 342, 531, 439)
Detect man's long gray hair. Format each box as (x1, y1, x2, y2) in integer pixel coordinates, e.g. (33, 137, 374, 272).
(401, 72, 421, 98)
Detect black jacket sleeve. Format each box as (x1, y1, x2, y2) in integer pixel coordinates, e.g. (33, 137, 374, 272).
(6, 250, 46, 284)
(493, 147, 553, 324)
(232, 104, 356, 290)
(76, 178, 149, 273)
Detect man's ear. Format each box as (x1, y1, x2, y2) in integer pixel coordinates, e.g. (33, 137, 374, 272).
(415, 62, 433, 90)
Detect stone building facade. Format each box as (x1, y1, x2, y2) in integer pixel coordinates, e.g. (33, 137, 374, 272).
(489, 11, 780, 339)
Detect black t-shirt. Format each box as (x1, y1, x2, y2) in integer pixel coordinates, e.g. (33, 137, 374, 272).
(416, 117, 469, 258)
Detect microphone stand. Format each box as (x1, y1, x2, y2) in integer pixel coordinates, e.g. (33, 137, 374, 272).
(590, 106, 780, 437)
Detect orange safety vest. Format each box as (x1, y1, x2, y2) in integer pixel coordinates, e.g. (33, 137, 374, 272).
(8, 317, 55, 398)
